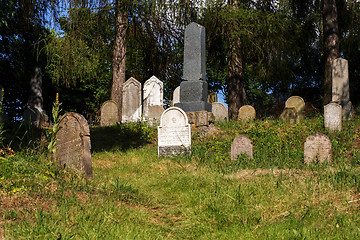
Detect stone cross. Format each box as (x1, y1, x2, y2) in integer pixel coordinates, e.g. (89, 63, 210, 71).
(143, 76, 163, 121)
(122, 77, 142, 122)
(100, 100, 119, 126)
(304, 133, 332, 164)
(231, 135, 253, 160)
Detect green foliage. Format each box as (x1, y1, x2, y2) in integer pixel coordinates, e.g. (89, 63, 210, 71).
(46, 94, 62, 155)
(0, 87, 4, 146)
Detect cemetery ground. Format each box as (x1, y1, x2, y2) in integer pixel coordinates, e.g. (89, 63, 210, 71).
(1, 116, 360, 239)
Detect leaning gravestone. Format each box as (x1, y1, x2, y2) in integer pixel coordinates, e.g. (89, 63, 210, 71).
(212, 102, 228, 121)
(324, 102, 342, 132)
(304, 133, 332, 164)
(280, 107, 297, 124)
(54, 112, 93, 178)
(100, 100, 119, 126)
(237, 105, 256, 122)
(143, 76, 163, 120)
(231, 135, 253, 160)
(175, 22, 212, 112)
(285, 96, 305, 122)
(122, 77, 142, 122)
(158, 107, 191, 156)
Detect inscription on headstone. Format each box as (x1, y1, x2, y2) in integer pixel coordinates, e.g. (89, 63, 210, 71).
(212, 102, 228, 122)
(304, 133, 332, 164)
(143, 76, 163, 120)
(324, 103, 342, 132)
(237, 105, 256, 122)
(54, 112, 93, 178)
(100, 100, 119, 126)
(122, 77, 142, 122)
(231, 135, 253, 160)
(158, 107, 191, 156)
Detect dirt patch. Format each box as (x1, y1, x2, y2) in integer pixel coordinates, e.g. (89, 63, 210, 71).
(225, 168, 323, 180)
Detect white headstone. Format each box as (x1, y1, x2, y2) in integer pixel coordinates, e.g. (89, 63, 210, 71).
(158, 107, 191, 156)
(122, 77, 142, 122)
(304, 133, 332, 165)
(332, 58, 349, 103)
(173, 86, 180, 105)
(324, 103, 342, 132)
(143, 76, 163, 120)
(212, 102, 228, 121)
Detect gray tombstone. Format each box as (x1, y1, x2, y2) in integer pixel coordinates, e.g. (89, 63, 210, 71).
(143, 76, 163, 121)
(122, 77, 142, 122)
(231, 135, 253, 160)
(175, 22, 212, 112)
(280, 107, 297, 124)
(148, 105, 164, 125)
(173, 86, 180, 106)
(100, 100, 119, 126)
(304, 133, 332, 164)
(212, 102, 228, 122)
(158, 107, 191, 156)
(324, 103, 342, 132)
(237, 105, 256, 122)
(53, 112, 93, 178)
(285, 96, 305, 122)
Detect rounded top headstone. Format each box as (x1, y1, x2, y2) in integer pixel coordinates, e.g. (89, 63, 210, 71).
(212, 102, 228, 122)
(304, 133, 332, 165)
(237, 105, 256, 122)
(160, 107, 189, 127)
(100, 100, 119, 126)
(285, 96, 305, 114)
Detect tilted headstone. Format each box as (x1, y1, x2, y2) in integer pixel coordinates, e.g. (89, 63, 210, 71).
(207, 92, 218, 103)
(158, 107, 191, 156)
(175, 22, 212, 112)
(53, 112, 93, 178)
(231, 135, 253, 160)
(122, 77, 142, 122)
(212, 102, 228, 121)
(304, 133, 332, 164)
(173, 86, 180, 105)
(324, 103, 342, 132)
(143, 76, 163, 120)
(237, 105, 256, 122)
(280, 107, 297, 124)
(100, 100, 119, 126)
(285, 96, 305, 122)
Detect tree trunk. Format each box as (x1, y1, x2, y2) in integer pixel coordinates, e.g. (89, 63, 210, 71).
(112, 0, 128, 121)
(227, 0, 246, 120)
(322, 0, 339, 104)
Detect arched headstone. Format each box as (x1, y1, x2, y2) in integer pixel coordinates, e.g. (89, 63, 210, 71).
(122, 77, 142, 122)
(285, 96, 305, 122)
(324, 103, 342, 132)
(54, 112, 93, 178)
(304, 133, 332, 164)
(212, 102, 228, 121)
(143, 76, 163, 120)
(238, 105, 256, 122)
(231, 135, 253, 160)
(100, 100, 119, 126)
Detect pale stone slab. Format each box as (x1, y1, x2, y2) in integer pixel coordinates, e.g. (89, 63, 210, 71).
(100, 100, 119, 126)
(231, 135, 253, 160)
(332, 58, 349, 103)
(207, 92, 217, 103)
(285, 96, 305, 122)
(158, 107, 191, 156)
(143, 76, 163, 120)
(212, 102, 228, 122)
(54, 112, 93, 178)
(237, 105, 256, 122)
(173, 86, 180, 105)
(122, 77, 142, 122)
(280, 107, 297, 124)
(304, 133, 332, 164)
(324, 103, 342, 132)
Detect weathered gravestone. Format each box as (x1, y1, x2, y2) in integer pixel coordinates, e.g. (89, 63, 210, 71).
(324, 102, 342, 132)
(100, 100, 119, 126)
(237, 105, 256, 122)
(54, 112, 93, 178)
(158, 107, 191, 156)
(148, 105, 164, 124)
(231, 135, 253, 160)
(212, 102, 228, 122)
(173, 86, 180, 106)
(285, 96, 305, 122)
(143, 76, 163, 120)
(175, 22, 212, 112)
(122, 77, 142, 122)
(280, 107, 297, 124)
(304, 133, 332, 164)
(331, 58, 352, 120)
(207, 92, 218, 104)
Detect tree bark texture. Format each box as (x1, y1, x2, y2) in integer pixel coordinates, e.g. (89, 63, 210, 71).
(112, 0, 128, 121)
(322, 0, 340, 104)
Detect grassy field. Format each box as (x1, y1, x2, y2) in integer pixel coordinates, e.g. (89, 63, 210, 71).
(1, 116, 360, 239)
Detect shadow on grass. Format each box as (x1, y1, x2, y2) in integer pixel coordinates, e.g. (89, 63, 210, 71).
(90, 122, 156, 152)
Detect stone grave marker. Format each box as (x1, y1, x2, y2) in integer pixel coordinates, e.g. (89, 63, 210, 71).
(207, 92, 217, 103)
(122, 77, 142, 122)
(304, 133, 332, 164)
(100, 100, 119, 126)
(237, 105, 256, 122)
(280, 107, 297, 124)
(23, 106, 48, 127)
(54, 112, 93, 178)
(285, 96, 305, 122)
(212, 102, 228, 121)
(173, 86, 180, 106)
(148, 105, 164, 124)
(158, 107, 191, 156)
(324, 102, 342, 132)
(143, 76, 163, 120)
(231, 135, 253, 160)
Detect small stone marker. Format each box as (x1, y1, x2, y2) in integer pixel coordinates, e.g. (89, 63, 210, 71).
(304, 133, 332, 164)
(207, 92, 217, 103)
(280, 107, 297, 124)
(237, 105, 256, 122)
(324, 102, 342, 132)
(122, 77, 142, 122)
(285, 96, 305, 122)
(231, 135, 253, 160)
(54, 112, 93, 178)
(212, 102, 228, 121)
(173, 86, 180, 105)
(100, 100, 119, 126)
(143, 76, 163, 120)
(158, 107, 191, 156)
